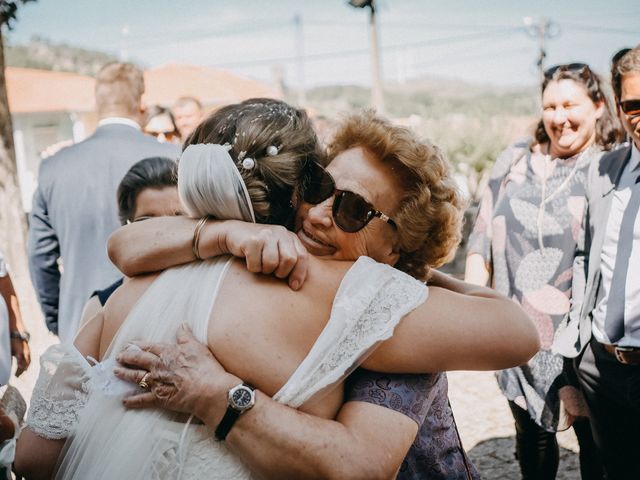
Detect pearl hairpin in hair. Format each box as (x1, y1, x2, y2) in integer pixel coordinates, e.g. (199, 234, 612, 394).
(266, 145, 279, 156)
(242, 158, 256, 170)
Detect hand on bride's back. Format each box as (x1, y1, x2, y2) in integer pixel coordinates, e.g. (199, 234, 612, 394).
(114, 324, 238, 425)
(223, 220, 309, 290)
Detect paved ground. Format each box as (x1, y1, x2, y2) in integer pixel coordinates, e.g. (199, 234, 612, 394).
(448, 370, 581, 479)
(14, 301, 582, 479)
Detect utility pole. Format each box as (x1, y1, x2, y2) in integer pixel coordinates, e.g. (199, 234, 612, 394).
(293, 14, 306, 107)
(119, 24, 130, 62)
(523, 17, 560, 85)
(368, 2, 384, 113)
(349, 0, 385, 114)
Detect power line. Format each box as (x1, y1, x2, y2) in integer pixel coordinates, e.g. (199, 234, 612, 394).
(123, 23, 285, 47)
(410, 45, 531, 71)
(121, 18, 635, 61)
(124, 19, 530, 49)
(562, 23, 638, 35)
(305, 19, 517, 30)
(208, 27, 521, 69)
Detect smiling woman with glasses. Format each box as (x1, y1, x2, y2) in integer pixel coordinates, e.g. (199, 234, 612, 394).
(292, 110, 464, 278)
(299, 160, 397, 232)
(466, 62, 625, 479)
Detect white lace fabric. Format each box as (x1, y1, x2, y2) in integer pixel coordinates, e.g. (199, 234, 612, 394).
(26, 344, 92, 440)
(274, 256, 427, 407)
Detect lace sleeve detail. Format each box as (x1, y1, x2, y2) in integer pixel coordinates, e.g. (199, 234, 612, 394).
(274, 257, 427, 407)
(26, 344, 92, 440)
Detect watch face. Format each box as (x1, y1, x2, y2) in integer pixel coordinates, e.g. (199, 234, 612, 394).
(229, 385, 255, 411)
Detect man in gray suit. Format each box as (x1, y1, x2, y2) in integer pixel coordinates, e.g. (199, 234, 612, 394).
(554, 45, 640, 479)
(28, 62, 180, 343)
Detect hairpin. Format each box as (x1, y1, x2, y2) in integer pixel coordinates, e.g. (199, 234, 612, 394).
(242, 158, 256, 170)
(266, 145, 279, 156)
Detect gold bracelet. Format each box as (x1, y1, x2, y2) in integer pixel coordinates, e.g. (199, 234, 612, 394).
(192, 216, 209, 260)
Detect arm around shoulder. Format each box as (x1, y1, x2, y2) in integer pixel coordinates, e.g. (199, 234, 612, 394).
(106, 217, 260, 276)
(365, 272, 540, 373)
(107, 216, 201, 276)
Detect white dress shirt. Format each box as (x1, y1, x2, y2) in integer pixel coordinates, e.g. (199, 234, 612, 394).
(98, 117, 141, 131)
(592, 143, 640, 347)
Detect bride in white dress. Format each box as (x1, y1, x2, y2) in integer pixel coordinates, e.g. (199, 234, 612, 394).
(20, 100, 537, 480)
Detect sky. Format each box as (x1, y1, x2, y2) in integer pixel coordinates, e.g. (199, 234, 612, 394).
(6, 0, 640, 90)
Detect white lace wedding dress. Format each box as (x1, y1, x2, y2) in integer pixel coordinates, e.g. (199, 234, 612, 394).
(25, 144, 429, 479)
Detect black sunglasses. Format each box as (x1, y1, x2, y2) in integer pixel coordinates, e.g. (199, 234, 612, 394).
(544, 63, 589, 78)
(620, 100, 640, 118)
(299, 161, 397, 233)
(612, 48, 632, 65)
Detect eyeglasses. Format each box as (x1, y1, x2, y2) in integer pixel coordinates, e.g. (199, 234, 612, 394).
(620, 100, 640, 119)
(299, 161, 397, 233)
(544, 63, 589, 78)
(149, 131, 179, 142)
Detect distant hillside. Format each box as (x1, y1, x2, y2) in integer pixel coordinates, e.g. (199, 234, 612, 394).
(303, 80, 539, 181)
(306, 79, 538, 119)
(5, 37, 120, 76)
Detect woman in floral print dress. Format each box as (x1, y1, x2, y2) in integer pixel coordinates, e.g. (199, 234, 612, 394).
(466, 64, 623, 480)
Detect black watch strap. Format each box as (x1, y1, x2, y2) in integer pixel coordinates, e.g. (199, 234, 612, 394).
(214, 383, 255, 441)
(214, 408, 241, 441)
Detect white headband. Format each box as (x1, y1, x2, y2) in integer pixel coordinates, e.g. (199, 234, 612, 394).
(178, 144, 256, 223)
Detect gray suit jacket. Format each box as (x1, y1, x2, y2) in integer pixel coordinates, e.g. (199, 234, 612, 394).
(27, 123, 180, 342)
(553, 145, 633, 357)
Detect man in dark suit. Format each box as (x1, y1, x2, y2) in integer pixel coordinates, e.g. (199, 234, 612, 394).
(554, 45, 640, 479)
(27, 62, 180, 343)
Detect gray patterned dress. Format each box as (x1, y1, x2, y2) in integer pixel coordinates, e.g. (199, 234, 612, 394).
(468, 139, 602, 432)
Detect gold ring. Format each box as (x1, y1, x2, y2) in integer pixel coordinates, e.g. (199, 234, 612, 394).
(138, 372, 150, 389)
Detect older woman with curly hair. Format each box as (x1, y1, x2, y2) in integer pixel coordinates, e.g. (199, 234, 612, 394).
(312, 110, 464, 280)
(40, 107, 540, 480)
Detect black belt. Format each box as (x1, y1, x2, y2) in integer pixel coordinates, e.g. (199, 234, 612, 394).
(601, 343, 640, 365)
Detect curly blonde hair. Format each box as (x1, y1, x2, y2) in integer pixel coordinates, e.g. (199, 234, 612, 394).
(328, 111, 465, 280)
(185, 98, 323, 226)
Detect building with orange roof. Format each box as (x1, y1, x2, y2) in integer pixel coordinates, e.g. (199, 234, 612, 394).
(7, 64, 281, 211)
(144, 64, 281, 108)
(8, 68, 97, 211)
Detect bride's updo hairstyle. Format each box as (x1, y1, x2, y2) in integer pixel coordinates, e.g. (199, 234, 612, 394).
(182, 98, 323, 226)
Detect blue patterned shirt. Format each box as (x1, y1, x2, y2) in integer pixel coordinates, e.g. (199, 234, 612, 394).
(346, 369, 480, 480)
